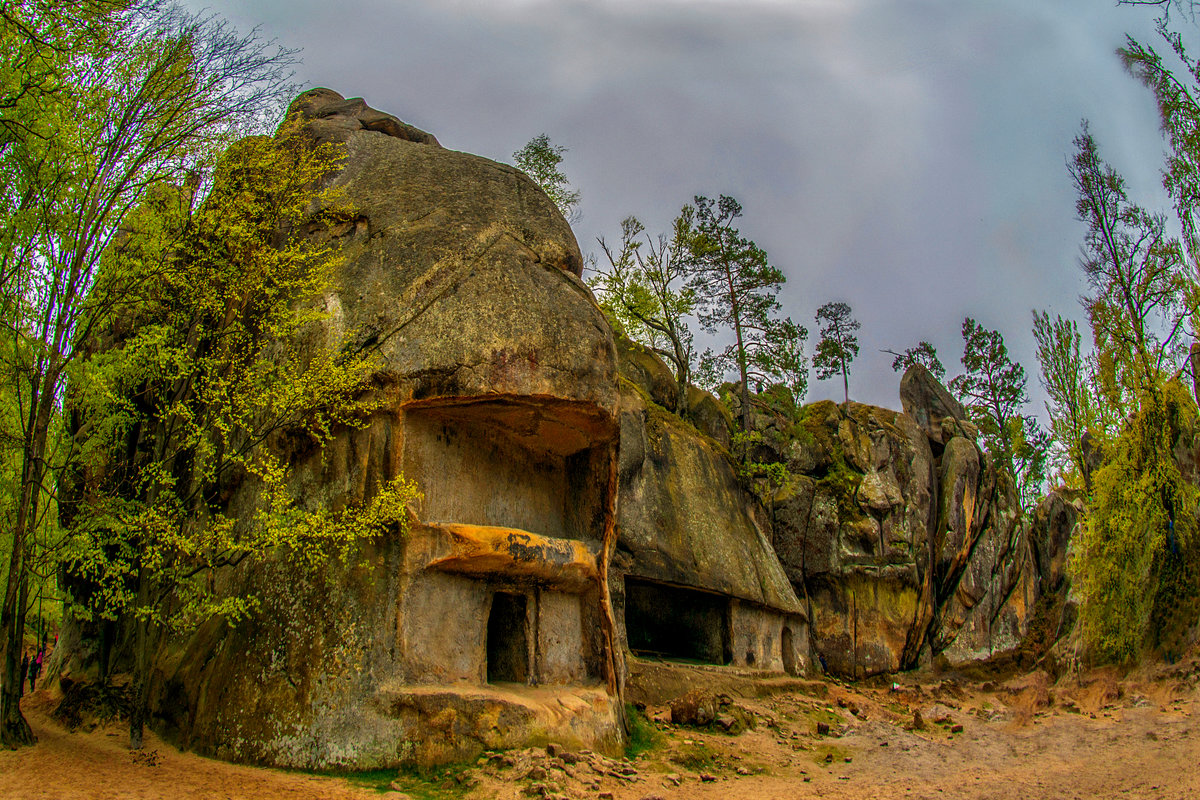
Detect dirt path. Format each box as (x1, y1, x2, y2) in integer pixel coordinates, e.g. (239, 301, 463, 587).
(2, 657, 1198, 800)
(0, 695, 373, 800)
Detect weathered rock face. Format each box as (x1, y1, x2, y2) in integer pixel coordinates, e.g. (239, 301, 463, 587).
(767, 400, 934, 675)
(900, 364, 978, 447)
(57, 90, 626, 769)
(611, 345, 808, 677)
(765, 372, 1060, 676)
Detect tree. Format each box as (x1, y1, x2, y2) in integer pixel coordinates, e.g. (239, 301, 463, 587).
(1117, 0, 1196, 22)
(950, 318, 1047, 507)
(0, 2, 299, 749)
(813, 302, 860, 404)
(1075, 381, 1199, 663)
(513, 133, 580, 223)
(1032, 311, 1104, 491)
(64, 132, 419, 750)
(884, 341, 945, 380)
(1068, 125, 1192, 414)
(680, 195, 807, 430)
(1062, 25, 1200, 666)
(592, 215, 696, 414)
(0, 2, 129, 153)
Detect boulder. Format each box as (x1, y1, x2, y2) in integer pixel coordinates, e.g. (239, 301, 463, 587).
(614, 383, 801, 613)
(612, 364, 807, 675)
(899, 364, 974, 446)
(284, 87, 441, 146)
(768, 401, 934, 676)
(1028, 488, 1083, 593)
(761, 380, 1062, 675)
(62, 90, 625, 769)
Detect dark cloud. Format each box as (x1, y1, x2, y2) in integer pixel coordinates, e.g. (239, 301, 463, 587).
(191, 0, 1183, 410)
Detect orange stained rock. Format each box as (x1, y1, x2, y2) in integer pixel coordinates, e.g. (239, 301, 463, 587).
(423, 522, 599, 590)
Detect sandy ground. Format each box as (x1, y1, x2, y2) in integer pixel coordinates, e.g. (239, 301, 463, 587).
(2, 653, 1198, 800)
(0, 694, 374, 800)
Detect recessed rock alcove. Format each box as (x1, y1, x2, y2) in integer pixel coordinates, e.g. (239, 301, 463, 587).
(624, 578, 731, 664)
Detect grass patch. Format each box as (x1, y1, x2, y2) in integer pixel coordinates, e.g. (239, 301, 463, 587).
(811, 744, 850, 766)
(625, 703, 663, 759)
(801, 703, 844, 728)
(669, 741, 720, 773)
(339, 763, 476, 799)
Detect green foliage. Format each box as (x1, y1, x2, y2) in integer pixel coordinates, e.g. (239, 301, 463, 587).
(1032, 311, 1104, 490)
(950, 317, 1046, 510)
(624, 703, 663, 758)
(0, 0, 301, 747)
(1073, 382, 1199, 663)
(513, 133, 580, 222)
(669, 740, 720, 772)
(730, 429, 790, 498)
(1068, 125, 1192, 410)
(1124, 21, 1200, 253)
(680, 194, 807, 429)
(592, 215, 696, 413)
(65, 132, 418, 635)
(339, 762, 475, 798)
(795, 403, 863, 522)
(886, 341, 944, 380)
(812, 301, 860, 403)
(1050, 31, 1200, 666)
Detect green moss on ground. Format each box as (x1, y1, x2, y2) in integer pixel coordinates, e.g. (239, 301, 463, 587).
(625, 703, 664, 759)
(337, 762, 476, 798)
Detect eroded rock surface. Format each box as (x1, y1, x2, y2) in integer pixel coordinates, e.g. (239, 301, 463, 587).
(611, 344, 807, 677)
(762, 372, 1062, 676)
(60, 89, 624, 769)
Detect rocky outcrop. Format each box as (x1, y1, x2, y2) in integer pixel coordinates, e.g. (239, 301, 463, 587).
(1013, 489, 1084, 666)
(764, 369, 1062, 676)
(53, 87, 1083, 772)
(767, 400, 933, 675)
(59, 90, 625, 769)
(899, 364, 977, 447)
(611, 344, 807, 676)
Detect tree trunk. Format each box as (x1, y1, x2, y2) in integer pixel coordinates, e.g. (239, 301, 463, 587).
(1190, 341, 1200, 407)
(0, 398, 51, 750)
(129, 567, 152, 750)
(669, 333, 690, 417)
(0, 574, 35, 748)
(733, 317, 750, 436)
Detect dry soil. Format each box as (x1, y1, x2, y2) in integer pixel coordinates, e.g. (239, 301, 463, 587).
(2, 652, 1198, 800)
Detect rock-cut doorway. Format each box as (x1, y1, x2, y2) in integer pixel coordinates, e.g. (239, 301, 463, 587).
(486, 591, 529, 684)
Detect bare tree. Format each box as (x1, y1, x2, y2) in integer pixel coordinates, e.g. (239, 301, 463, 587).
(593, 215, 696, 414)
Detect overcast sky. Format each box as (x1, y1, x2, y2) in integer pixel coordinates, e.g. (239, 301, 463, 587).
(188, 0, 1193, 411)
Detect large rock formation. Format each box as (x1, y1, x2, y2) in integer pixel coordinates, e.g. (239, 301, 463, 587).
(52, 88, 1081, 771)
(767, 400, 933, 675)
(764, 366, 1061, 676)
(60, 90, 625, 769)
(611, 341, 808, 677)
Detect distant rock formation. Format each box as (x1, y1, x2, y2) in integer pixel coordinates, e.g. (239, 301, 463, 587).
(756, 365, 1067, 677)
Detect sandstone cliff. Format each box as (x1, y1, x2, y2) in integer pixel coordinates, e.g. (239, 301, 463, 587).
(612, 339, 808, 677)
(60, 89, 627, 769)
(743, 365, 1067, 676)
